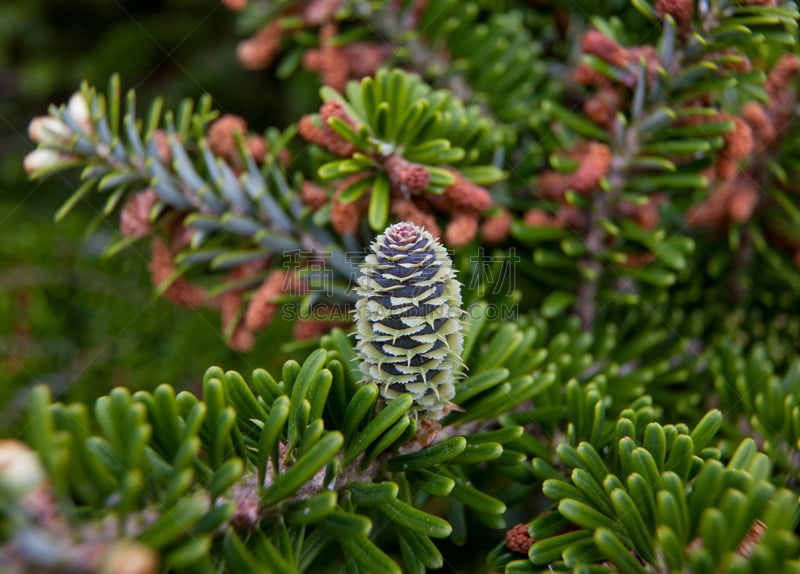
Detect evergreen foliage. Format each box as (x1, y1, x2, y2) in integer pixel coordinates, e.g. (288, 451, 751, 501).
(6, 0, 800, 572)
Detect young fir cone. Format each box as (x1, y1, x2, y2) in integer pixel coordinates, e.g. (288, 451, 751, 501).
(354, 221, 464, 420)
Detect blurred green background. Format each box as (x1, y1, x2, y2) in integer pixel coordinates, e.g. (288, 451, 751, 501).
(0, 0, 294, 431)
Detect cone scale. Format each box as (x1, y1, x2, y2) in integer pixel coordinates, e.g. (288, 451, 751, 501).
(354, 222, 464, 420)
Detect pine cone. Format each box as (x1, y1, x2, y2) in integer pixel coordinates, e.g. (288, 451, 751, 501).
(354, 222, 464, 420)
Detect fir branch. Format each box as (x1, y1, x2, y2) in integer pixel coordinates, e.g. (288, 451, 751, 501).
(25, 78, 362, 349)
(576, 121, 642, 329)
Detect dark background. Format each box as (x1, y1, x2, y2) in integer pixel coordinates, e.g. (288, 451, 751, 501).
(0, 0, 293, 431)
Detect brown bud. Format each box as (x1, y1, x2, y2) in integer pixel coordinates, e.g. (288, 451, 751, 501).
(618, 198, 660, 231)
(724, 116, 754, 160)
(687, 181, 731, 228)
(244, 270, 287, 332)
(150, 238, 209, 308)
(303, 0, 342, 25)
(480, 208, 512, 244)
(442, 170, 492, 213)
(422, 190, 454, 213)
(766, 54, 800, 128)
(229, 324, 256, 352)
(626, 45, 661, 87)
(391, 198, 441, 238)
(713, 49, 751, 73)
(331, 188, 363, 234)
(152, 129, 171, 164)
(728, 178, 759, 223)
(222, 0, 248, 10)
(169, 223, 195, 253)
(292, 318, 331, 341)
(686, 203, 722, 229)
(320, 54, 349, 92)
(297, 303, 350, 331)
(298, 109, 356, 157)
(218, 266, 262, 353)
(766, 54, 800, 100)
(208, 114, 248, 163)
(655, 0, 694, 27)
(320, 101, 356, 130)
(741, 102, 775, 146)
(301, 181, 329, 210)
(303, 49, 322, 72)
(278, 148, 291, 167)
(246, 135, 268, 164)
(556, 205, 587, 230)
(538, 142, 611, 200)
(318, 24, 349, 90)
(237, 22, 283, 71)
(688, 176, 759, 228)
(219, 291, 242, 329)
(523, 208, 561, 228)
(385, 155, 430, 194)
(344, 43, 392, 78)
(581, 30, 628, 67)
(120, 189, 159, 239)
(716, 155, 738, 181)
(506, 523, 534, 554)
(445, 211, 479, 247)
(583, 88, 620, 129)
(537, 171, 573, 200)
(570, 142, 612, 194)
(298, 115, 324, 145)
(573, 62, 612, 88)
